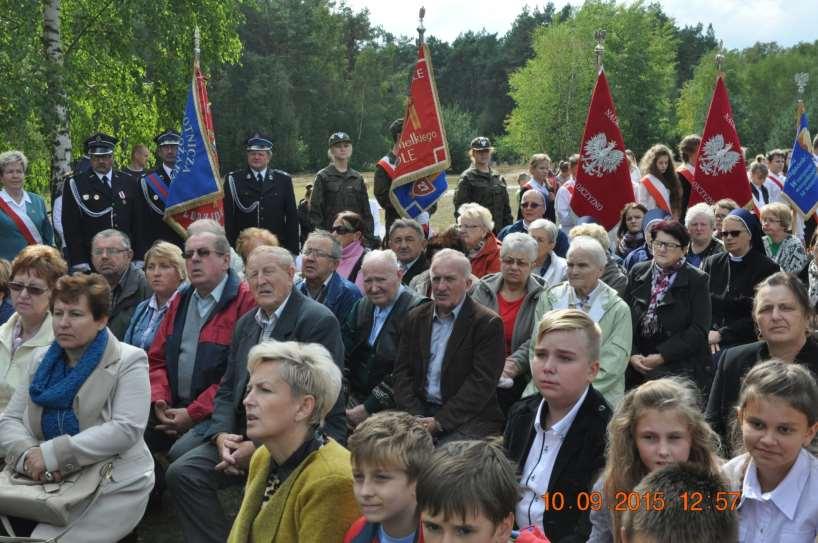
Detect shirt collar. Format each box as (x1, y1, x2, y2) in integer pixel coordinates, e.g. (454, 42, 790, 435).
(163, 164, 175, 178)
(433, 295, 466, 321)
(0, 189, 30, 205)
(257, 290, 292, 323)
(252, 168, 268, 180)
(96, 170, 113, 182)
(740, 448, 810, 520)
(533, 386, 589, 439)
(194, 272, 229, 304)
(148, 290, 178, 311)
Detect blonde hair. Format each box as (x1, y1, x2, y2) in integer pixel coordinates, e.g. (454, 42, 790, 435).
(457, 202, 494, 232)
(236, 227, 279, 261)
(536, 309, 601, 362)
(348, 411, 434, 480)
(760, 202, 793, 230)
(569, 223, 610, 254)
(246, 341, 342, 428)
(603, 378, 721, 542)
(144, 241, 186, 281)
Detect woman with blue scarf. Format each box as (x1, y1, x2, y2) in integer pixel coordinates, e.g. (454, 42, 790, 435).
(0, 273, 154, 542)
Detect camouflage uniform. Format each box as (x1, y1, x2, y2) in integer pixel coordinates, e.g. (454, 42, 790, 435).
(453, 167, 513, 234)
(309, 164, 374, 234)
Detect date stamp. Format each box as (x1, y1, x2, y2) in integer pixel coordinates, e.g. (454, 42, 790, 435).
(542, 490, 741, 512)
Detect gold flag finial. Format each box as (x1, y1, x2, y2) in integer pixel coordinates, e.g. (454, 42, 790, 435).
(417, 7, 426, 45)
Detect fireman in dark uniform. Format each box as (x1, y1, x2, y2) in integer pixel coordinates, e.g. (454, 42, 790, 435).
(132, 130, 185, 260)
(61, 133, 137, 272)
(374, 118, 404, 234)
(223, 133, 299, 254)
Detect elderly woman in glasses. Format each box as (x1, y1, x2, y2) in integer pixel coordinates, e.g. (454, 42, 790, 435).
(702, 209, 779, 353)
(528, 219, 567, 286)
(471, 233, 545, 411)
(0, 151, 54, 261)
(457, 202, 502, 278)
(331, 211, 368, 293)
(0, 273, 153, 542)
(760, 202, 809, 274)
(0, 245, 67, 412)
(624, 221, 713, 394)
(684, 203, 723, 268)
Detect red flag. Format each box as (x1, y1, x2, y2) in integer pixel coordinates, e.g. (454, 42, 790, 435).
(688, 76, 751, 207)
(389, 43, 450, 219)
(571, 70, 634, 230)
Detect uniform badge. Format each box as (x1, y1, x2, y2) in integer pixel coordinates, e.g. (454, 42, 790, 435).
(82, 194, 90, 201)
(153, 194, 159, 201)
(93, 194, 100, 201)
(118, 191, 126, 200)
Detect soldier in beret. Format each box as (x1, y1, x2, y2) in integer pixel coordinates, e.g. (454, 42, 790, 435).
(453, 136, 513, 234)
(61, 132, 138, 271)
(309, 131, 374, 236)
(133, 130, 185, 259)
(223, 133, 299, 254)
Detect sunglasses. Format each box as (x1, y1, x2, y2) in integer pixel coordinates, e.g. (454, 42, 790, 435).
(8, 282, 48, 296)
(520, 202, 542, 209)
(721, 230, 745, 239)
(331, 225, 355, 235)
(183, 248, 223, 259)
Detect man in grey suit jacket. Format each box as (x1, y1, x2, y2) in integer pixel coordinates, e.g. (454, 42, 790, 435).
(165, 245, 345, 543)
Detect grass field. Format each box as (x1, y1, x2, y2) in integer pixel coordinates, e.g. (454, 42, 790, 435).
(291, 163, 527, 234)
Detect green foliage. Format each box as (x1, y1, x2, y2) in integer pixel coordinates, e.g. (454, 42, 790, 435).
(441, 104, 479, 172)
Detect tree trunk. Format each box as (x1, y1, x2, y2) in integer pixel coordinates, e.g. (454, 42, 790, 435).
(42, 0, 72, 197)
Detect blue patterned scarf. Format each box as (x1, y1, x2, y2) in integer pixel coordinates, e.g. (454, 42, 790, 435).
(29, 330, 108, 440)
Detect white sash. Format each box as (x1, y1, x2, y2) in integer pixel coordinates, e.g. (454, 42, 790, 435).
(0, 190, 42, 244)
(641, 174, 671, 212)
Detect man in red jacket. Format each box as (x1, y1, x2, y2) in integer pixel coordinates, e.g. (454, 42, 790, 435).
(146, 219, 255, 464)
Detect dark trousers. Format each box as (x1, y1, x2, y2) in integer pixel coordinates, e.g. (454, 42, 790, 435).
(166, 441, 246, 543)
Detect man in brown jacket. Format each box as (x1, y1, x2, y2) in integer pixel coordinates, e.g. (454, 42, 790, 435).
(393, 248, 505, 443)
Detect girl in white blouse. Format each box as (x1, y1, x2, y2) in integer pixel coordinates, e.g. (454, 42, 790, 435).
(722, 360, 818, 543)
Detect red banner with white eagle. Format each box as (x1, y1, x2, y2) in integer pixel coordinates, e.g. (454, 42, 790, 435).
(688, 75, 751, 207)
(571, 69, 634, 230)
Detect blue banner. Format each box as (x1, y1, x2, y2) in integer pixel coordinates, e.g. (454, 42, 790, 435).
(783, 110, 818, 217)
(391, 171, 447, 219)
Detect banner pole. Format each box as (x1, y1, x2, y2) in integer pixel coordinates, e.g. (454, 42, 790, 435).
(417, 7, 426, 46)
(795, 72, 809, 128)
(715, 40, 725, 79)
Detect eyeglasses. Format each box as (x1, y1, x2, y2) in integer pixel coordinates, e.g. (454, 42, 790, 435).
(302, 248, 335, 259)
(183, 248, 223, 259)
(8, 282, 48, 296)
(721, 230, 745, 239)
(456, 224, 482, 231)
(330, 225, 355, 235)
(520, 202, 542, 209)
(651, 240, 682, 251)
(92, 248, 129, 257)
(501, 257, 532, 267)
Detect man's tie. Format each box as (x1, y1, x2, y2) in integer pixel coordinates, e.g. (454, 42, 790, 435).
(257, 173, 264, 183)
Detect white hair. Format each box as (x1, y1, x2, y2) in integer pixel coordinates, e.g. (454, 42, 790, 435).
(528, 219, 558, 243)
(457, 202, 494, 232)
(685, 202, 716, 229)
(500, 232, 538, 262)
(567, 236, 607, 268)
(362, 249, 400, 271)
(430, 248, 471, 278)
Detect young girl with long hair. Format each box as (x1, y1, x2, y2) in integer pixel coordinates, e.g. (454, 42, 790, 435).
(637, 144, 683, 220)
(587, 378, 722, 542)
(615, 202, 647, 259)
(722, 360, 818, 542)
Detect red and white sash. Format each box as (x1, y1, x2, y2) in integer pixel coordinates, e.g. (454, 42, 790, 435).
(640, 174, 671, 213)
(676, 163, 695, 184)
(0, 192, 41, 245)
(377, 154, 397, 179)
(767, 172, 785, 190)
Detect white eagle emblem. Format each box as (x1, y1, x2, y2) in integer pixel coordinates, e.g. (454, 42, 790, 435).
(698, 134, 741, 175)
(581, 133, 624, 177)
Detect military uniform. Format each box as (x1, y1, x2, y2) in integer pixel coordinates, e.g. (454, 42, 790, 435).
(224, 166, 299, 254)
(453, 167, 513, 234)
(374, 151, 400, 233)
(309, 132, 374, 234)
(61, 134, 137, 270)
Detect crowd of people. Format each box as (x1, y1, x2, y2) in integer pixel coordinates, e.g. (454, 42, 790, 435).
(0, 124, 817, 543)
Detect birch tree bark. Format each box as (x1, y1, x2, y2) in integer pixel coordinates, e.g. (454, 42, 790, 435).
(42, 0, 72, 194)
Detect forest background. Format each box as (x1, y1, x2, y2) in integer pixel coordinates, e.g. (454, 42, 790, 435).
(2, 0, 817, 198)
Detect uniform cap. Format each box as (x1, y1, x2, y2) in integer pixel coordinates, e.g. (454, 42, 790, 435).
(154, 130, 182, 146)
(245, 132, 273, 151)
(389, 118, 404, 142)
(329, 132, 352, 146)
(470, 136, 492, 150)
(84, 132, 117, 156)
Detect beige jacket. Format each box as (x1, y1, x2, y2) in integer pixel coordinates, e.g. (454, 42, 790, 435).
(0, 312, 54, 412)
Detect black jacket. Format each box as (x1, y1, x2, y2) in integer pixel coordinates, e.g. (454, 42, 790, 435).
(224, 168, 299, 254)
(342, 288, 426, 414)
(132, 167, 185, 259)
(61, 169, 137, 269)
(625, 261, 712, 392)
(206, 287, 347, 444)
(705, 335, 818, 453)
(702, 250, 779, 348)
(504, 388, 611, 543)
(401, 256, 428, 286)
